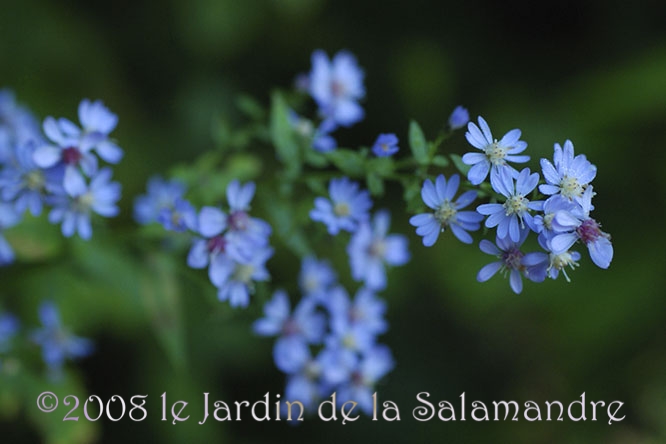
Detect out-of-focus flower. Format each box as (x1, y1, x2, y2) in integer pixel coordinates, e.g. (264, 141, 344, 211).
(347, 210, 409, 290)
(448, 105, 469, 130)
(371, 133, 399, 157)
(310, 177, 372, 235)
(31, 301, 93, 378)
(309, 50, 365, 129)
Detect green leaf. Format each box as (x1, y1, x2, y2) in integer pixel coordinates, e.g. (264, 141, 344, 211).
(304, 148, 329, 168)
(325, 149, 366, 176)
(140, 254, 187, 372)
(402, 178, 424, 213)
(431, 154, 450, 167)
(450, 153, 471, 175)
(366, 172, 384, 196)
(270, 91, 301, 177)
(409, 120, 429, 165)
(236, 94, 265, 120)
(366, 157, 395, 176)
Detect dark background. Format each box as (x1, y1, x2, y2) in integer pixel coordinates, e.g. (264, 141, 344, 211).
(2, 0, 666, 442)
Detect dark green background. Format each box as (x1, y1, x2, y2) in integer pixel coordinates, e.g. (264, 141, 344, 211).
(1, 0, 666, 442)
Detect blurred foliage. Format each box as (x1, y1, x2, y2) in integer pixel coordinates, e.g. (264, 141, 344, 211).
(1, 0, 666, 443)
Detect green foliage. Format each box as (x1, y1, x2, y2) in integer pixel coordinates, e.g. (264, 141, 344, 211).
(408, 120, 429, 165)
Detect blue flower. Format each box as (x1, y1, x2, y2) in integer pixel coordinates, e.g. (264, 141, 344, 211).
(253, 290, 325, 344)
(539, 140, 596, 201)
(157, 198, 197, 233)
(33, 99, 122, 196)
(298, 256, 337, 300)
(309, 50, 365, 129)
(533, 194, 582, 245)
(224, 180, 271, 250)
(327, 286, 388, 337)
(214, 247, 274, 308)
(187, 207, 251, 288)
(318, 343, 359, 387)
(336, 345, 394, 415)
(133, 176, 186, 224)
(477, 167, 542, 242)
(284, 350, 328, 411)
(476, 231, 546, 294)
(462, 116, 529, 186)
(47, 167, 121, 240)
(0, 89, 42, 161)
(549, 186, 613, 269)
(31, 301, 93, 378)
(371, 133, 399, 157)
(0, 141, 56, 216)
(0, 202, 22, 265)
(310, 177, 372, 235)
(347, 210, 409, 290)
(409, 173, 484, 246)
(448, 105, 469, 130)
(523, 236, 581, 282)
(254, 290, 326, 374)
(0, 312, 19, 353)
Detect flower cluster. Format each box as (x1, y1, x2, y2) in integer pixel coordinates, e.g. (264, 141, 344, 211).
(134, 179, 273, 308)
(0, 90, 122, 264)
(252, 176, 408, 415)
(410, 116, 613, 293)
(254, 258, 395, 415)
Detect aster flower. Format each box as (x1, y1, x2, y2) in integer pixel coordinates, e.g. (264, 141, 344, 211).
(533, 194, 583, 245)
(476, 231, 546, 294)
(225, 180, 271, 250)
(133, 176, 186, 224)
(550, 186, 613, 269)
(47, 167, 121, 240)
(318, 342, 360, 387)
(539, 140, 596, 201)
(309, 50, 365, 129)
(477, 167, 542, 242)
(0, 142, 56, 216)
(0, 89, 42, 160)
(0, 202, 22, 265)
(462, 116, 529, 186)
(254, 290, 326, 374)
(448, 105, 469, 130)
(409, 173, 483, 246)
(31, 301, 93, 378)
(253, 290, 325, 345)
(157, 198, 197, 233)
(33, 99, 122, 196)
(298, 256, 337, 299)
(371, 133, 399, 157)
(214, 247, 274, 308)
(284, 350, 329, 412)
(187, 208, 237, 286)
(336, 345, 394, 415)
(347, 210, 409, 290)
(327, 286, 388, 337)
(310, 177, 372, 235)
(523, 236, 581, 282)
